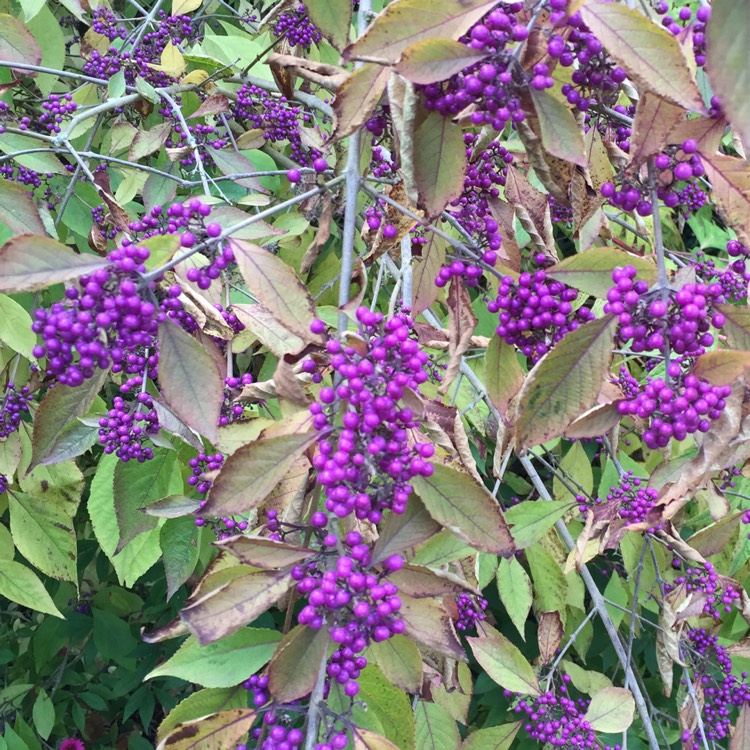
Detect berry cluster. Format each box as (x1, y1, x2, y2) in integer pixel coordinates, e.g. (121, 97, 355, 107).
(454, 593, 488, 632)
(293, 531, 406, 699)
(514, 680, 599, 749)
(605, 266, 723, 356)
(97, 393, 159, 462)
(307, 308, 433, 523)
(31, 243, 167, 386)
(38, 94, 78, 135)
(682, 628, 750, 746)
(421, 4, 538, 129)
(666, 561, 740, 619)
(655, 3, 711, 67)
(190, 452, 225, 494)
(488, 270, 594, 361)
(617, 373, 731, 450)
(0, 382, 31, 438)
(579, 471, 659, 526)
(233, 84, 318, 166)
(271, 4, 322, 49)
(219, 374, 254, 426)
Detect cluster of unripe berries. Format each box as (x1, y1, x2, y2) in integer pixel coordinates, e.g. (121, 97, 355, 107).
(488, 270, 594, 361)
(306, 308, 433, 523)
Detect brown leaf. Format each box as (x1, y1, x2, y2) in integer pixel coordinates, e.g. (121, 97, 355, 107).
(438, 278, 477, 394)
(188, 94, 230, 120)
(332, 63, 389, 140)
(697, 152, 750, 246)
(301, 193, 333, 273)
(267, 625, 330, 703)
(536, 612, 563, 666)
(411, 233, 448, 316)
(273, 358, 310, 406)
(266, 53, 348, 91)
(504, 167, 555, 256)
(628, 91, 685, 167)
(399, 594, 466, 661)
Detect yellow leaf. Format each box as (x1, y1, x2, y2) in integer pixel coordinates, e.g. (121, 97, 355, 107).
(172, 0, 203, 13)
(181, 69, 209, 85)
(148, 42, 186, 79)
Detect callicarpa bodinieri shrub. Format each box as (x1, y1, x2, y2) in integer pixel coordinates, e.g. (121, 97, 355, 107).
(4, 0, 750, 749)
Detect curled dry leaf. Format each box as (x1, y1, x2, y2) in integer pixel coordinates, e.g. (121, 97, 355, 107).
(438, 277, 478, 394)
(266, 53, 349, 92)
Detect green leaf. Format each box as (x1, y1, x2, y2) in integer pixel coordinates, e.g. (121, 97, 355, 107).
(496, 557, 532, 639)
(114, 448, 181, 549)
(528, 90, 586, 167)
(9, 491, 76, 582)
(0, 133, 66, 175)
(412, 463, 515, 556)
(413, 110, 467, 218)
(461, 723, 521, 750)
(353, 729, 401, 750)
(232, 239, 321, 342)
(305, 0, 352, 49)
(267, 625, 331, 703)
(546, 247, 657, 299)
(515, 315, 618, 448)
(706, 1, 750, 153)
(525, 544, 567, 623)
(0, 560, 63, 617)
(199, 432, 318, 517)
(0, 234, 109, 293)
(415, 701, 459, 750)
(562, 661, 613, 696)
(147, 628, 282, 687)
(0, 524, 13, 561)
(231, 304, 306, 357)
(0, 181, 45, 235)
(161, 517, 201, 601)
(584, 687, 635, 732)
(358, 664, 415, 750)
(485, 336, 524, 417)
(344, 0, 498, 64)
(156, 688, 246, 746)
(504, 500, 574, 549)
(31, 689, 54, 740)
(108, 69, 126, 99)
(180, 569, 294, 644)
(26, 4, 65, 97)
(155, 708, 256, 750)
(579, 2, 705, 113)
(553, 441, 594, 502)
(466, 625, 540, 696)
(0, 294, 35, 360)
(367, 634, 423, 693)
(158, 319, 225, 442)
(395, 39, 488, 85)
(87, 452, 119, 558)
(0, 14, 41, 68)
(30, 368, 109, 469)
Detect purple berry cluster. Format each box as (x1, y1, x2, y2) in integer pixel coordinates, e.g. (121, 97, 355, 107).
(605, 266, 723, 356)
(578, 471, 659, 527)
(488, 270, 594, 361)
(31, 243, 167, 386)
(681, 628, 750, 746)
(97, 393, 159, 462)
(38, 94, 78, 135)
(454, 593, 488, 632)
(271, 4, 322, 49)
(307, 307, 434, 523)
(190, 452, 225, 495)
(219, 374, 253, 426)
(513, 679, 599, 749)
(0, 382, 31, 438)
(617, 373, 731, 449)
(666, 561, 740, 619)
(233, 84, 319, 166)
(655, 3, 711, 67)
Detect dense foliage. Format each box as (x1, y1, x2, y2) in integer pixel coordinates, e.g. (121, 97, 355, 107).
(2, 0, 750, 749)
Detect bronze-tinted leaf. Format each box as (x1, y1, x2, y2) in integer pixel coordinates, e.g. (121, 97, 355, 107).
(267, 625, 331, 703)
(0, 234, 110, 293)
(158, 319, 225, 443)
(413, 110, 467, 218)
(199, 433, 318, 517)
(399, 594, 465, 661)
(343, 0, 498, 64)
(698, 153, 750, 246)
(536, 612, 563, 666)
(180, 569, 294, 644)
(371, 495, 441, 565)
(0, 180, 46, 235)
(439, 277, 477, 393)
(305, 0, 353, 50)
(412, 464, 515, 557)
(411, 234, 447, 316)
(395, 38, 487, 85)
(706, 1, 750, 155)
(217, 537, 314, 569)
(579, 2, 705, 113)
(692, 350, 750, 387)
(627, 91, 684, 167)
(528, 90, 586, 167)
(156, 708, 256, 750)
(0, 14, 42, 71)
(515, 315, 618, 448)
